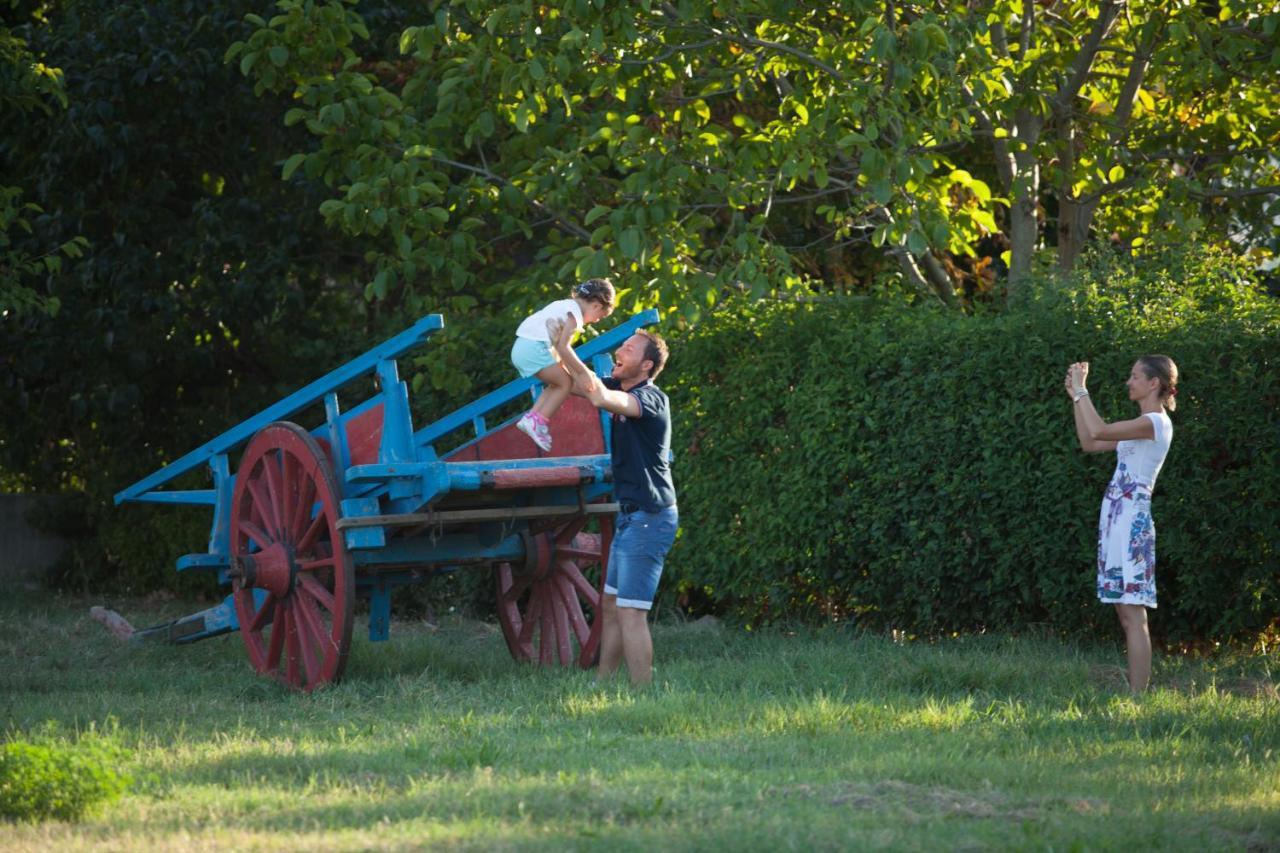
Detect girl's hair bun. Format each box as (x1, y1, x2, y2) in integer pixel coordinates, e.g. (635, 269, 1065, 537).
(575, 278, 615, 307)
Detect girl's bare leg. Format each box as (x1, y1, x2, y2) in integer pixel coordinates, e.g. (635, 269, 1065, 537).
(532, 363, 572, 418)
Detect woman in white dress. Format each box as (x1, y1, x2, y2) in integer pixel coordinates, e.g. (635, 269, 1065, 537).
(1065, 356, 1178, 694)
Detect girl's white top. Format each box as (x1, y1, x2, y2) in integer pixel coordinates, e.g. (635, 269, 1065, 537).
(516, 298, 583, 341)
(1112, 411, 1173, 489)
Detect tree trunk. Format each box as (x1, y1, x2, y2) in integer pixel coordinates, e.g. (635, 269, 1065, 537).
(1057, 195, 1099, 273)
(1005, 130, 1042, 302)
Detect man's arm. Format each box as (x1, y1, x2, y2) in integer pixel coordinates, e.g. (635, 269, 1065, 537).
(552, 322, 642, 418)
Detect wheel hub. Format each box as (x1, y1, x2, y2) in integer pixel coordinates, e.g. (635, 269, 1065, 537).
(520, 530, 555, 580)
(230, 541, 298, 597)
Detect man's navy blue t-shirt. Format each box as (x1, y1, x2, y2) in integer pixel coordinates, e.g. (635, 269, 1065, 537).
(603, 377, 676, 511)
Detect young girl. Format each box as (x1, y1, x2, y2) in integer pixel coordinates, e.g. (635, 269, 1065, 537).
(511, 279, 615, 451)
(1064, 355, 1178, 694)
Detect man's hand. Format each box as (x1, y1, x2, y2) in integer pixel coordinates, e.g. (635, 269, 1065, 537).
(573, 370, 602, 399)
(559, 311, 581, 347)
(545, 316, 565, 343)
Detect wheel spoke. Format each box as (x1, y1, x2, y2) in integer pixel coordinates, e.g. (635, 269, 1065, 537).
(291, 599, 322, 687)
(284, 607, 302, 686)
(557, 544, 599, 560)
(239, 518, 274, 551)
(262, 452, 285, 534)
(554, 517, 587, 546)
(265, 600, 286, 671)
(563, 561, 600, 605)
(248, 593, 278, 632)
(289, 473, 317, 545)
(502, 572, 533, 605)
(297, 573, 336, 614)
(247, 475, 281, 538)
(298, 556, 336, 572)
(518, 588, 543, 647)
(538, 590, 555, 665)
(551, 580, 573, 665)
(296, 511, 327, 554)
(556, 573, 590, 646)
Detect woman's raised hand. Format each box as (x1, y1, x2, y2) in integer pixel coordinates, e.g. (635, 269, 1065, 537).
(1069, 362, 1090, 392)
(1064, 362, 1090, 398)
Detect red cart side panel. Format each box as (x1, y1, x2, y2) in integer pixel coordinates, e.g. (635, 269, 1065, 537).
(345, 403, 385, 466)
(446, 396, 604, 462)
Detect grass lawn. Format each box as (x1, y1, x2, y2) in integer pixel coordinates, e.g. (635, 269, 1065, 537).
(1, 586, 1277, 851)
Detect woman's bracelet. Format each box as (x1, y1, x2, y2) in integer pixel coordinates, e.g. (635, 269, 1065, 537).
(1072, 389, 1089, 402)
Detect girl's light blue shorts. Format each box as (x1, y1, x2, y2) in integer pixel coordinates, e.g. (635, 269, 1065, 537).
(511, 337, 557, 378)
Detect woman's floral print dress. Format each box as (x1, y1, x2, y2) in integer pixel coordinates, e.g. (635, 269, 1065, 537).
(1097, 412, 1173, 608)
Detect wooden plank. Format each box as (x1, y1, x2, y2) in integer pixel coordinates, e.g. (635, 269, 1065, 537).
(336, 502, 620, 530)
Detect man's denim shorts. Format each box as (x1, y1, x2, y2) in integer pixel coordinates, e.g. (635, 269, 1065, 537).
(511, 336, 557, 378)
(605, 504, 678, 610)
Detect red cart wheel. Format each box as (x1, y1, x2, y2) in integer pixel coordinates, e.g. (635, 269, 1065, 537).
(229, 422, 354, 691)
(495, 513, 613, 668)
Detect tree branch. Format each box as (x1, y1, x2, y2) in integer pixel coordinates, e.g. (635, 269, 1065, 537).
(990, 19, 1012, 59)
(1190, 184, 1280, 200)
(1107, 13, 1163, 141)
(1018, 0, 1034, 58)
(1051, 0, 1124, 118)
(961, 83, 1015, 192)
(920, 251, 961, 309)
(429, 155, 591, 241)
(711, 27, 846, 83)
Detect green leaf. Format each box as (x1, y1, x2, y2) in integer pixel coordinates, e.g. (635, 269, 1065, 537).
(619, 227, 641, 259)
(971, 208, 997, 233)
(1108, 165, 1125, 183)
(871, 179, 893, 205)
(282, 153, 305, 180)
(515, 101, 533, 133)
(584, 205, 611, 226)
(268, 45, 289, 67)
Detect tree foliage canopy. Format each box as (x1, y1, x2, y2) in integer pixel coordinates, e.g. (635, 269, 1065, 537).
(1, 0, 86, 317)
(230, 0, 1280, 316)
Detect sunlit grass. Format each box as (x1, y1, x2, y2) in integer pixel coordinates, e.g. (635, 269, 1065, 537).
(1, 589, 1277, 850)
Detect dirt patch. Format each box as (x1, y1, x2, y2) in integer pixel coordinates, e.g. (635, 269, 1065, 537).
(1217, 678, 1280, 701)
(773, 779, 1107, 823)
(1087, 664, 1130, 692)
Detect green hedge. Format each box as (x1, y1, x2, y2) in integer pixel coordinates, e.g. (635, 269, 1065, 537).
(663, 246, 1280, 642)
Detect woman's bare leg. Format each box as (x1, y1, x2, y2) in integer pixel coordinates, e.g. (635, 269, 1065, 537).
(1115, 604, 1152, 694)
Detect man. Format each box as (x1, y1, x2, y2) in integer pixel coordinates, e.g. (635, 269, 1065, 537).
(553, 324, 677, 685)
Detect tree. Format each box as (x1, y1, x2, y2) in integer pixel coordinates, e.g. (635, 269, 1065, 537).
(0, 0, 86, 318)
(229, 0, 1280, 315)
(954, 0, 1280, 295)
(0, 0, 370, 497)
